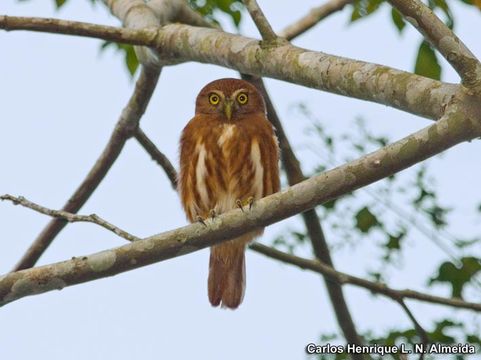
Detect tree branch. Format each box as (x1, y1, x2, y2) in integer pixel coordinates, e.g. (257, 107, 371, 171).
(1, 99, 480, 306)
(0, 15, 458, 120)
(243, 75, 364, 352)
(3, 193, 479, 316)
(11, 66, 161, 271)
(3, 192, 478, 317)
(134, 128, 178, 189)
(397, 299, 429, 360)
(1, 195, 140, 242)
(387, 0, 481, 89)
(3, 191, 480, 313)
(249, 243, 481, 312)
(242, 0, 278, 41)
(280, 0, 353, 41)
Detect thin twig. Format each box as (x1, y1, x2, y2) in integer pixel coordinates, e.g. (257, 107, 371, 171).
(250, 243, 481, 312)
(135, 128, 178, 189)
(242, 0, 278, 41)
(397, 300, 429, 360)
(387, 0, 481, 88)
(1, 195, 140, 242)
(280, 0, 353, 41)
(12, 66, 161, 271)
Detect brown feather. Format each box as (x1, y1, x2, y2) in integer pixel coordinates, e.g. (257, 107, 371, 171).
(179, 78, 280, 309)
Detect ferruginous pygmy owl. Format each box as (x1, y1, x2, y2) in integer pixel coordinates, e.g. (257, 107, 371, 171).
(178, 78, 280, 309)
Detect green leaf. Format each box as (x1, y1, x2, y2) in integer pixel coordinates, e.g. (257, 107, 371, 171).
(385, 231, 405, 250)
(430, 0, 455, 29)
(321, 198, 339, 210)
(415, 41, 442, 80)
(290, 230, 307, 244)
(188, 0, 243, 28)
(124, 45, 139, 76)
(100, 42, 139, 77)
(55, 0, 67, 8)
(413, 188, 435, 206)
(368, 271, 383, 282)
(350, 0, 384, 22)
(391, 8, 405, 33)
(454, 238, 480, 248)
(355, 207, 380, 233)
(350, 0, 363, 21)
(423, 204, 449, 228)
(428, 257, 481, 298)
(467, 334, 481, 345)
(50, 0, 96, 6)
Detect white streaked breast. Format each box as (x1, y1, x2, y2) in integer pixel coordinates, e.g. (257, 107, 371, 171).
(250, 140, 264, 199)
(195, 143, 210, 209)
(217, 124, 236, 148)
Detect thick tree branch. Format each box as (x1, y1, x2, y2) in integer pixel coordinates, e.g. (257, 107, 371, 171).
(242, 0, 278, 41)
(280, 0, 353, 41)
(0, 16, 458, 120)
(134, 128, 178, 189)
(3, 193, 479, 314)
(1, 99, 480, 306)
(250, 243, 481, 312)
(12, 66, 161, 271)
(1, 195, 140, 242)
(243, 75, 364, 351)
(387, 0, 481, 89)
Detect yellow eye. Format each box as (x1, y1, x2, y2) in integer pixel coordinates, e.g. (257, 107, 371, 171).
(237, 93, 248, 105)
(209, 93, 220, 105)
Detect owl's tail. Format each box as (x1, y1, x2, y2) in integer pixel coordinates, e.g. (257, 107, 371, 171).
(208, 241, 246, 309)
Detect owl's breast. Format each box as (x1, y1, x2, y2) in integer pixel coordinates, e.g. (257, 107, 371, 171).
(182, 120, 266, 218)
(214, 123, 264, 211)
(217, 123, 236, 149)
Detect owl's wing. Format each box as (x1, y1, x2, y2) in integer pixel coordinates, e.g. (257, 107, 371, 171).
(179, 119, 203, 222)
(179, 117, 225, 221)
(257, 121, 281, 197)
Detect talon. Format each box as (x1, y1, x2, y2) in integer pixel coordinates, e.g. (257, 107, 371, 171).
(196, 215, 207, 227)
(209, 209, 217, 220)
(236, 199, 244, 212)
(247, 196, 254, 210)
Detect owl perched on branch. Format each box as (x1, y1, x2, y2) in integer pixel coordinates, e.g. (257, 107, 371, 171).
(179, 78, 280, 309)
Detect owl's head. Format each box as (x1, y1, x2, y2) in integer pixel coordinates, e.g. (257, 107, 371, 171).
(195, 78, 266, 121)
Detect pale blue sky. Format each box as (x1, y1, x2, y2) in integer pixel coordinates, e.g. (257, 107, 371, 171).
(1, 1, 480, 359)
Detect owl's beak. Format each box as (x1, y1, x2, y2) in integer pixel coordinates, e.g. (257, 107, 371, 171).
(223, 100, 233, 120)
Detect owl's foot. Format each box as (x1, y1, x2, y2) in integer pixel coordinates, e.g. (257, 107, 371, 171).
(209, 209, 217, 220)
(196, 209, 217, 226)
(247, 196, 254, 210)
(236, 197, 255, 212)
(196, 215, 207, 227)
(235, 199, 244, 212)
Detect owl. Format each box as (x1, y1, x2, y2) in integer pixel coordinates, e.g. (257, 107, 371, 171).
(178, 78, 280, 309)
